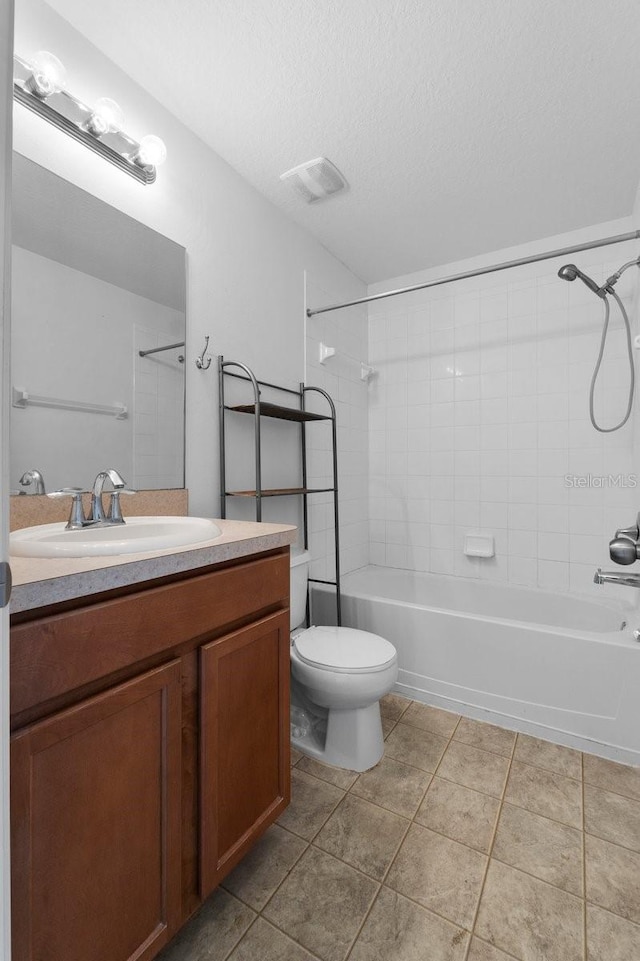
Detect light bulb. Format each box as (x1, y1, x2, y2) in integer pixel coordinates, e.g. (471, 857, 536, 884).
(134, 135, 167, 168)
(86, 97, 125, 136)
(27, 50, 67, 98)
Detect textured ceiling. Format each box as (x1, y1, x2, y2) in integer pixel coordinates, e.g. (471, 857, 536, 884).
(43, 0, 640, 283)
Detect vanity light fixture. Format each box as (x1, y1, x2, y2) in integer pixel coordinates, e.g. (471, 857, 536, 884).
(13, 51, 167, 185)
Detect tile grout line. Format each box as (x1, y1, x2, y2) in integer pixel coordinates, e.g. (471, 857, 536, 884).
(461, 723, 518, 961)
(342, 701, 460, 961)
(342, 697, 433, 961)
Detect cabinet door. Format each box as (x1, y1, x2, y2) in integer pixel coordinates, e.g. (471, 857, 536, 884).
(11, 660, 182, 961)
(200, 611, 290, 896)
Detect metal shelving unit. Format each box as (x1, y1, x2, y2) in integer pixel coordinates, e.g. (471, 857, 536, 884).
(218, 357, 341, 624)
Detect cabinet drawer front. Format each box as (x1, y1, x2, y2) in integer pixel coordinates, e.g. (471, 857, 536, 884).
(11, 659, 182, 961)
(11, 551, 289, 717)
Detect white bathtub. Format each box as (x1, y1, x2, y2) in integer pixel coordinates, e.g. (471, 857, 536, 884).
(311, 565, 640, 765)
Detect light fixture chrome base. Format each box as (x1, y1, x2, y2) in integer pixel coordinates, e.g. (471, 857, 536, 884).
(13, 56, 157, 185)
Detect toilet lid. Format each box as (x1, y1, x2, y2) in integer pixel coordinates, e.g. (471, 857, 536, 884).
(293, 626, 397, 674)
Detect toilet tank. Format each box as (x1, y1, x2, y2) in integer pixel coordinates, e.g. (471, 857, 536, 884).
(289, 550, 310, 631)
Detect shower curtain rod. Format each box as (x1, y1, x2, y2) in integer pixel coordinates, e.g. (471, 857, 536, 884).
(306, 229, 640, 317)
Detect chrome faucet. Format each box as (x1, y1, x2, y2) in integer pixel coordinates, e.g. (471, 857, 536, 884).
(48, 468, 136, 530)
(19, 468, 46, 495)
(90, 468, 128, 524)
(594, 514, 640, 589)
(594, 569, 640, 589)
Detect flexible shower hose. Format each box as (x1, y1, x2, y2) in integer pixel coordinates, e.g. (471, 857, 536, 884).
(589, 288, 635, 432)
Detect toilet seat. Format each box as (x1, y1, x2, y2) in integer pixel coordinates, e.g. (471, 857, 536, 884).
(293, 626, 397, 674)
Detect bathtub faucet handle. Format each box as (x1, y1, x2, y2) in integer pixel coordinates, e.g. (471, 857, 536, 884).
(609, 537, 640, 566)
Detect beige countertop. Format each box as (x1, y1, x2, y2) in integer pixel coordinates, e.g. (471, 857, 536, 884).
(10, 519, 297, 614)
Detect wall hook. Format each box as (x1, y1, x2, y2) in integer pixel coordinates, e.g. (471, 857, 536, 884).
(196, 336, 212, 370)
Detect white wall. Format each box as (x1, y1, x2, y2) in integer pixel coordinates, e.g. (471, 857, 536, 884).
(368, 220, 640, 597)
(13, 0, 366, 518)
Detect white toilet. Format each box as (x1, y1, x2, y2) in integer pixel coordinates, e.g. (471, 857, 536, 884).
(290, 551, 398, 772)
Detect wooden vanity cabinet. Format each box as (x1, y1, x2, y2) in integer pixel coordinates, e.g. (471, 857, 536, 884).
(10, 548, 291, 961)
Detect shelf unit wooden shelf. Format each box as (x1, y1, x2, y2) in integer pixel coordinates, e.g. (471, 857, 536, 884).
(226, 487, 336, 498)
(218, 357, 341, 624)
(226, 402, 331, 423)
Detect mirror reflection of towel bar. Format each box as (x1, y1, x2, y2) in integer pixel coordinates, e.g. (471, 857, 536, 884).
(138, 341, 185, 360)
(12, 387, 128, 419)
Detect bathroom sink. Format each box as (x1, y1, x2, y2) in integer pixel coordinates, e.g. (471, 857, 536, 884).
(10, 516, 223, 558)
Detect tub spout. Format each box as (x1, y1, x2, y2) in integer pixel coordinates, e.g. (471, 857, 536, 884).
(594, 568, 640, 588)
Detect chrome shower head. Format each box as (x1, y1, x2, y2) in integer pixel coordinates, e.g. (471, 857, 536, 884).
(558, 264, 579, 282)
(557, 263, 604, 297)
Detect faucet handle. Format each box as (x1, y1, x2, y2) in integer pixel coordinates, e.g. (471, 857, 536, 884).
(609, 536, 640, 566)
(47, 488, 89, 529)
(108, 487, 137, 523)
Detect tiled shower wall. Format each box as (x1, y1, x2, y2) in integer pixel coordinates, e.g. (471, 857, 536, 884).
(368, 238, 640, 596)
(305, 280, 369, 581)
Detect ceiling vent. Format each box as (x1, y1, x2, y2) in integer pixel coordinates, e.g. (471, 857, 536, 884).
(280, 157, 348, 203)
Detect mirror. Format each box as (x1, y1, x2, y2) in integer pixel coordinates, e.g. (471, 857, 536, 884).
(10, 154, 186, 494)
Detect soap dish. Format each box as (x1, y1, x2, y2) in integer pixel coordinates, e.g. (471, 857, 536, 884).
(464, 532, 495, 558)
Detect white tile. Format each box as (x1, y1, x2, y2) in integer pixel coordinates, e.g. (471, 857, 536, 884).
(481, 372, 508, 398)
(537, 504, 569, 533)
(538, 449, 569, 476)
(431, 549, 455, 574)
(538, 559, 569, 591)
(454, 348, 480, 377)
(481, 476, 509, 501)
(431, 451, 455, 475)
(509, 556, 538, 586)
(430, 353, 456, 379)
(455, 402, 482, 429)
(509, 504, 538, 530)
(481, 425, 509, 450)
(569, 533, 606, 565)
(509, 449, 538, 477)
(454, 426, 481, 450)
(481, 346, 508, 373)
(386, 543, 409, 568)
(455, 451, 481, 476)
(407, 451, 431, 476)
(429, 428, 455, 452)
(480, 502, 509, 528)
(537, 281, 568, 312)
(455, 375, 481, 401)
(538, 532, 569, 561)
(509, 530, 538, 557)
(431, 328, 455, 353)
(431, 524, 454, 550)
(482, 451, 510, 477)
(431, 379, 455, 404)
(430, 500, 455, 525)
(454, 295, 480, 326)
(508, 475, 537, 503)
(455, 477, 481, 501)
(481, 398, 508, 424)
(431, 403, 455, 428)
(430, 298, 454, 329)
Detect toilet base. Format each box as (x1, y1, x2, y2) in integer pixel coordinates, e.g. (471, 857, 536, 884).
(291, 700, 385, 773)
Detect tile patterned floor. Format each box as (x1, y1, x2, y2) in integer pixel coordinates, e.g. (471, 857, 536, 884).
(158, 694, 640, 961)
